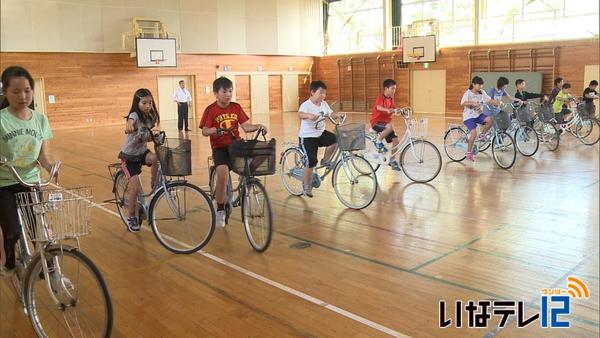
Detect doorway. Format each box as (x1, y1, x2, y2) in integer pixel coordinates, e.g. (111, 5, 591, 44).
(410, 70, 446, 114)
(157, 75, 195, 121)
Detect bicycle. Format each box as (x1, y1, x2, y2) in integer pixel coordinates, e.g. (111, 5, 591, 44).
(557, 98, 600, 146)
(360, 107, 442, 183)
(443, 103, 517, 169)
(207, 127, 274, 252)
(0, 158, 113, 337)
(279, 112, 379, 209)
(109, 128, 215, 254)
(505, 101, 540, 157)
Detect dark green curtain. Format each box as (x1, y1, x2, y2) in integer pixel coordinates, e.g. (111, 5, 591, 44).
(392, 0, 401, 27)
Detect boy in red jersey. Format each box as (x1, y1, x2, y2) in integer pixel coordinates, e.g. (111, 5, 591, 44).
(200, 77, 267, 227)
(371, 79, 400, 171)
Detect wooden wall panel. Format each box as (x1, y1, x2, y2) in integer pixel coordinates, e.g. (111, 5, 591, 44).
(268, 75, 282, 112)
(235, 75, 251, 115)
(297, 75, 310, 106)
(314, 39, 599, 117)
(0, 53, 313, 128)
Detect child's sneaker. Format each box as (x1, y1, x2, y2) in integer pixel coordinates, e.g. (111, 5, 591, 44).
(466, 152, 475, 162)
(389, 160, 401, 171)
(376, 141, 388, 153)
(216, 210, 226, 228)
(302, 184, 313, 198)
(127, 216, 140, 232)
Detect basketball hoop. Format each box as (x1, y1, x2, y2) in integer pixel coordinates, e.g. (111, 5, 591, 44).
(154, 59, 164, 65)
(408, 54, 422, 61)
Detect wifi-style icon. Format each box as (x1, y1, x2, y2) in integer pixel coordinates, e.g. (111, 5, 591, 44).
(567, 277, 590, 299)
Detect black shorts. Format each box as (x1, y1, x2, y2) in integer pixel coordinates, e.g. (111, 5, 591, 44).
(119, 150, 152, 178)
(299, 130, 336, 168)
(212, 147, 232, 169)
(373, 122, 398, 143)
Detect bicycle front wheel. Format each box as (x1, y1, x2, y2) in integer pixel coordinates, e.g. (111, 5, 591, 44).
(492, 131, 516, 169)
(241, 179, 273, 252)
(576, 118, 600, 145)
(400, 139, 442, 183)
(149, 181, 216, 254)
(514, 125, 539, 157)
(332, 155, 378, 209)
(25, 246, 113, 338)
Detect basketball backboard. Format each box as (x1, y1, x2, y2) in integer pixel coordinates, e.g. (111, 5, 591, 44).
(136, 38, 177, 68)
(402, 35, 436, 63)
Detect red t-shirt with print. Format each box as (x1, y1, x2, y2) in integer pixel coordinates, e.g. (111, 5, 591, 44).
(199, 102, 249, 149)
(370, 94, 396, 127)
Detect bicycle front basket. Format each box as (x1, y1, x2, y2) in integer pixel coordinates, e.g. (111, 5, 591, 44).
(229, 138, 276, 176)
(492, 110, 511, 130)
(156, 138, 192, 176)
(15, 187, 92, 242)
(335, 123, 365, 151)
(516, 105, 534, 123)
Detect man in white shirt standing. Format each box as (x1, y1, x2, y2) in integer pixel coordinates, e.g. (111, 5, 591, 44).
(173, 80, 192, 131)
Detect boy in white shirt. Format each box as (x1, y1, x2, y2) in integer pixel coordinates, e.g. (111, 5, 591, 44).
(298, 81, 343, 197)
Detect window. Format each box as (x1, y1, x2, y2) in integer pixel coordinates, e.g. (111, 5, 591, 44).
(400, 0, 599, 48)
(326, 0, 386, 54)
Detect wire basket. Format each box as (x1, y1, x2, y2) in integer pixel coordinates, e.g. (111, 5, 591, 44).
(229, 138, 276, 177)
(408, 117, 428, 138)
(156, 138, 192, 176)
(492, 110, 511, 130)
(15, 187, 92, 242)
(539, 104, 555, 122)
(516, 105, 534, 123)
(335, 123, 366, 151)
(578, 102, 595, 117)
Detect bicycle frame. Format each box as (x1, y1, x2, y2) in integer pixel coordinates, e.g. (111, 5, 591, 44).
(7, 162, 74, 308)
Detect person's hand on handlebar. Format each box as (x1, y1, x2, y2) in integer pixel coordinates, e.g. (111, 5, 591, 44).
(256, 124, 268, 135)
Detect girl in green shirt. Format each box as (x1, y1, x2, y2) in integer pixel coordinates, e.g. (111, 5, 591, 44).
(0, 66, 54, 275)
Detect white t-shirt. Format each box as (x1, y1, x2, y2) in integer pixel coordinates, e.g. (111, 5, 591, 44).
(461, 89, 492, 121)
(298, 99, 333, 138)
(172, 88, 192, 103)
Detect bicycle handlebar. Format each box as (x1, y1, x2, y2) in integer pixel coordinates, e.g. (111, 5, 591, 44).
(314, 112, 347, 127)
(392, 107, 413, 119)
(131, 126, 166, 146)
(216, 126, 267, 140)
(0, 157, 61, 188)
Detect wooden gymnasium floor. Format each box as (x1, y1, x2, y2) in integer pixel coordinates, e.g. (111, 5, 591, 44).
(1, 111, 598, 337)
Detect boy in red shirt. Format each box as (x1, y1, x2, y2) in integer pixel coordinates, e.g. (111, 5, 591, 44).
(200, 77, 267, 227)
(371, 79, 401, 171)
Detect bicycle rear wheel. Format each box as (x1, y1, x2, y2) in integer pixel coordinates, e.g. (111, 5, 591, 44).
(113, 170, 131, 226)
(360, 134, 382, 172)
(540, 122, 560, 151)
(25, 246, 112, 338)
(332, 155, 378, 209)
(400, 139, 442, 183)
(279, 147, 305, 196)
(241, 179, 273, 252)
(492, 131, 516, 169)
(514, 125, 539, 156)
(443, 127, 467, 161)
(150, 181, 216, 254)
